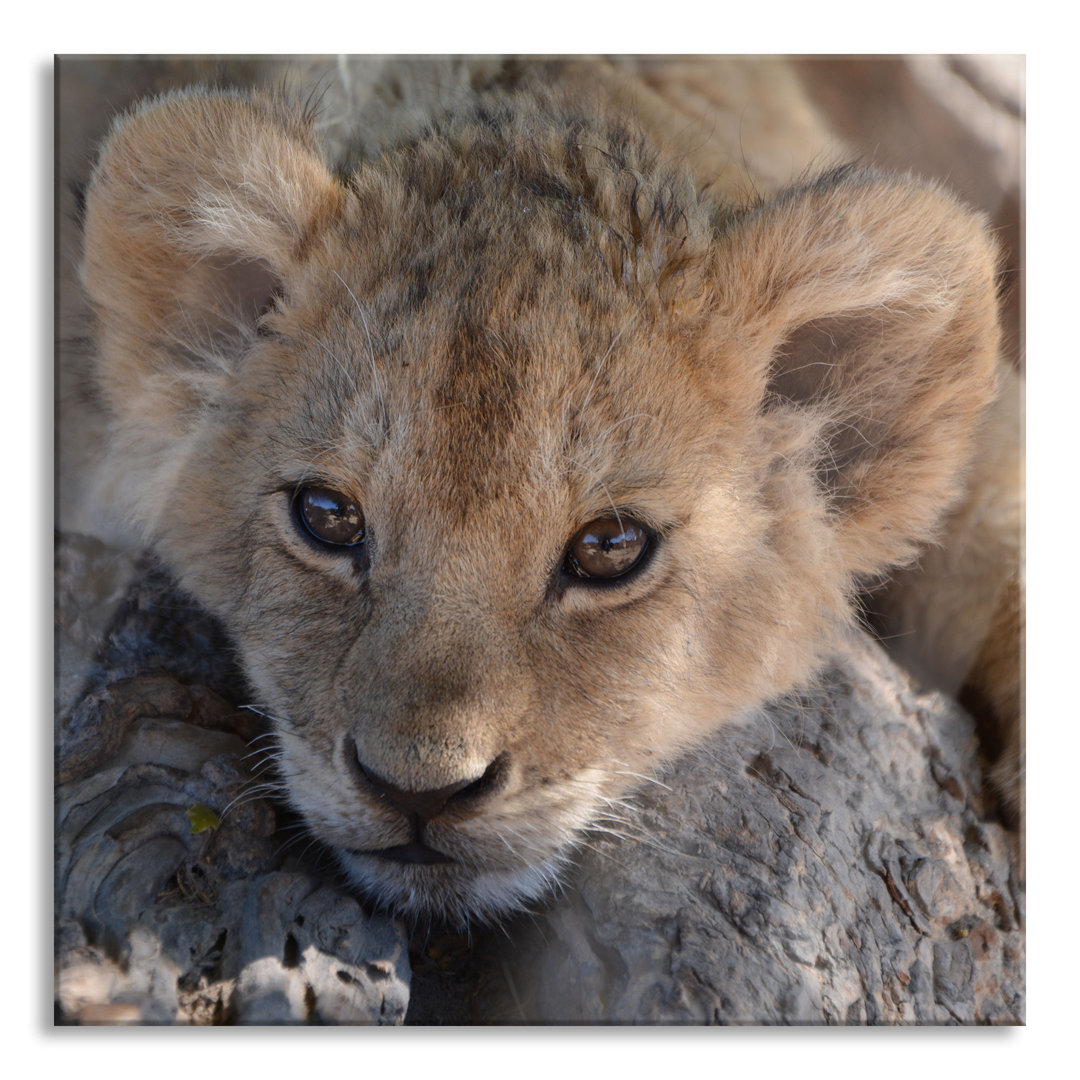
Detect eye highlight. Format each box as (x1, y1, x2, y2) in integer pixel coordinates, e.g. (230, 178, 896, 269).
(293, 485, 366, 548)
(564, 516, 652, 582)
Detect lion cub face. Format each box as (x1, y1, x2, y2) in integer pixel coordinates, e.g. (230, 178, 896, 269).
(81, 88, 1000, 921)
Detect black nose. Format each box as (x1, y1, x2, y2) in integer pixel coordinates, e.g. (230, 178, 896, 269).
(345, 741, 508, 827)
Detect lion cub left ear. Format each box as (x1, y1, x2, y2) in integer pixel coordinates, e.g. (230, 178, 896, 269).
(705, 167, 1002, 577)
(82, 89, 344, 424)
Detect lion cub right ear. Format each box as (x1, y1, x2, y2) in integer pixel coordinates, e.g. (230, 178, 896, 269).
(702, 168, 1002, 580)
(82, 89, 343, 429)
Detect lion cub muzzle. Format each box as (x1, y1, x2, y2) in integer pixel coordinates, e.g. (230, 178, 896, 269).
(344, 740, 511, 865)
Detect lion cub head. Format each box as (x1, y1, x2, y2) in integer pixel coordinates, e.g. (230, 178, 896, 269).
(81, 87, 999, 922)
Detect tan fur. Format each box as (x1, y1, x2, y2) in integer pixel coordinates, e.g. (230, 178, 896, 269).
(75, 59, 1017, 922)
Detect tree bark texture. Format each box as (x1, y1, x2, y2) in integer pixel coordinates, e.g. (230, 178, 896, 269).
(54, 535, 411, 1025)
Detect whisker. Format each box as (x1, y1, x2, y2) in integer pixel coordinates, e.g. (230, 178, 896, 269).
(331, 269, 382, 403)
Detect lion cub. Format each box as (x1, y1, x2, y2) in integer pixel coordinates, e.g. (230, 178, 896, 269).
(77, 61, 1011, 922)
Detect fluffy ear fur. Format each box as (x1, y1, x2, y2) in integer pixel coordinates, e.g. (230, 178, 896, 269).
(707, 167, 1001, 577)
(82, 88, 343, 425)
(81, 89, 344, 533)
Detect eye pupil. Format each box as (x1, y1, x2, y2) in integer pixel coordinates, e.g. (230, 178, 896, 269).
(567, 517, 650, 580)
(296, 486, 366, 547)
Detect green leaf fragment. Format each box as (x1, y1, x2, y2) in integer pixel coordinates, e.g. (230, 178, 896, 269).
(187, 803, 222, 834)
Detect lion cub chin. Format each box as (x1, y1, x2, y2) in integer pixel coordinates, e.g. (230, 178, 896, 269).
(80, 78, 1002, 923)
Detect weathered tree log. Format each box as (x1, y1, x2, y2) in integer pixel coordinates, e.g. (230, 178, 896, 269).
(54, 534, 411, 1025)
(475, 634, 1024, 1024)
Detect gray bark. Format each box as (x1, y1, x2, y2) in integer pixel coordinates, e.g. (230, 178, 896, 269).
(54, 534, 411, 1025)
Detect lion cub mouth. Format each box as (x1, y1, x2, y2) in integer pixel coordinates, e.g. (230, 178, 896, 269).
(313, 735, 598, 922)
(361, 842, 455, 866)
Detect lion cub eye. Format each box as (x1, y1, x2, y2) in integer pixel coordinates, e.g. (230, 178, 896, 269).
(565, 517, 651, 581)
(294, 485, 366, 548)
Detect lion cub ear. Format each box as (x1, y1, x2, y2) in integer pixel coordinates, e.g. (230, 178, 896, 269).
(82, 89, 343, 422)
(708, 168, 1002, 577)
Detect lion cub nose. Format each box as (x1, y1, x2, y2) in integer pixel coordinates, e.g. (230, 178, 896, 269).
(347, 742, 509, 826)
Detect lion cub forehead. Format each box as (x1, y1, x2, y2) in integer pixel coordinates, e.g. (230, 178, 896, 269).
(276, 295, 716, 534)
(319, 89, 716, 332)
(262, 93, 724, 522)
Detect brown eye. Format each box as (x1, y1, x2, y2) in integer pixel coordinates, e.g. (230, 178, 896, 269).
(565, 516, 651, 581)
(294, 485, 366, 547)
